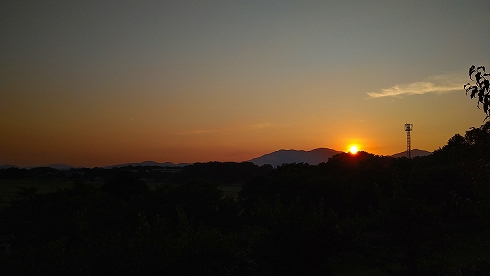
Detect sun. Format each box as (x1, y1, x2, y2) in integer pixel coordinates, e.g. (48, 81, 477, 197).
(349, 145, 359, 154)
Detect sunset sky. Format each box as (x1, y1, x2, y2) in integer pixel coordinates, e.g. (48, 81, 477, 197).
(1, 0, 489, 167)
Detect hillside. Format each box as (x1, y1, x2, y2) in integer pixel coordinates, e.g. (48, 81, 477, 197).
(391, 149, 432, 158)
(248, 148, 341, 166)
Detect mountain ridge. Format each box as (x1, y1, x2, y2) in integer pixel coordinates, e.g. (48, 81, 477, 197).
(248, 148, 342, 167)
(1, 148, 433, 169)
(391, 149, 432, 158)
(104, 161, 189, 169)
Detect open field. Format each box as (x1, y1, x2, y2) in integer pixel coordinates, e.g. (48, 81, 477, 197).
(0, 179, 73, 208)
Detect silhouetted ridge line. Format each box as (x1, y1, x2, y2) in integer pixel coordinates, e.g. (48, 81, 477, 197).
(391, 149, 431, 158)
(248, 148, 342, 167)
(104, 161, 188, 169)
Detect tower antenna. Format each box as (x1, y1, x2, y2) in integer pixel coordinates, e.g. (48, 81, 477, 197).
(405, 123, 413, 159)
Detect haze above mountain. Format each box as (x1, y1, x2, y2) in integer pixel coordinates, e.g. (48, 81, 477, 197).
(1, 148, 432, 169)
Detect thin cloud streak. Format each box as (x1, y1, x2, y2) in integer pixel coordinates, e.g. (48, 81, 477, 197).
(367, 74, 464, 98)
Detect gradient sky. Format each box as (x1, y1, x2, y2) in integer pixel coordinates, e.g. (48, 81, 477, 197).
(1, 0, 489, 167)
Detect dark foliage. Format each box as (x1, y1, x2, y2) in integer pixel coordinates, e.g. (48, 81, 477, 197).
(465, 65, 490, 119)
(1, 123, 490, 274)
(178, 161, 262, 184)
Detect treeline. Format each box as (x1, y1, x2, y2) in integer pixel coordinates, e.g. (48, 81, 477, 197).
(0, 161, 267, 185)
(0, 165, 179, 183)
(1, 123, 490, 275)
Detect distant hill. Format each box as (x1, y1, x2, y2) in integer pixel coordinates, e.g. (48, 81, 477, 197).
(0, 161, 188, 170)
(1, 149, 433, 170)
(105, 161, 188, 169)
(249, 148, 342, 167)
(391, 149, 432, 158)
(46, 164, 75, 170)
(23, 164, 75, 170)
(0, 165, 19, 169)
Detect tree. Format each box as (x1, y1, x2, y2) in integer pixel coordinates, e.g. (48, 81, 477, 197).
(465, 65, 490, 119)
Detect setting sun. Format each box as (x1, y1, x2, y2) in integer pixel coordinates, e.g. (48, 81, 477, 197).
(349, 145, 359, 154)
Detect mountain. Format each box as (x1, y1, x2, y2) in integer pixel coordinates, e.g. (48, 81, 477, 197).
(1, 149, 432, 170)
(0, 162, 188, 170)
(0, 165, 19, 169)
(23, 164, 74, 170)
(46, 164, 75, 170)
(391, 149, 432, 158)
(105, 161, 188, 169)
(249, 148, 342, 167)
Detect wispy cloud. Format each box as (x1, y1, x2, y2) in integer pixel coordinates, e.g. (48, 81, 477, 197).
(367, 74, 465, 98)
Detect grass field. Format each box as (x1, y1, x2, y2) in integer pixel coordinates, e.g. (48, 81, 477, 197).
(0, 179, 73, 209)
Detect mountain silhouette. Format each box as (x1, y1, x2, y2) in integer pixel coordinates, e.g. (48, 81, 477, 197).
(0, 165, 19, 169)
(23, 164, 74, 170)
(104, 161, 188, 169)
(1, 149, 433, 170)
(248, 148, 342, 167)
(391, 149, 432, 158)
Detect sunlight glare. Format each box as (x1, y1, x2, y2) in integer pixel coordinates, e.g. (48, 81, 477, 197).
(349, 145, 359, 154)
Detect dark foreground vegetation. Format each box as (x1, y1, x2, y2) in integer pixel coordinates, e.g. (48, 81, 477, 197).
(1, 123, 490, 275)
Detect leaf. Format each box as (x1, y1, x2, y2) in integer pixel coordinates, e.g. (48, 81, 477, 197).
(470, 87, 478, 99)
(476, 72, 482, 82)
(469, 65, 476, 79)
(484, 100, 489, 114)
(477, 66, 486, 72)
(478, 88, 485, 98)
(484, 79, 490, 91)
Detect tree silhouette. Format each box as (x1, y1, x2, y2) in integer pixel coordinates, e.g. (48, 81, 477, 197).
(465, 65, 490, 119)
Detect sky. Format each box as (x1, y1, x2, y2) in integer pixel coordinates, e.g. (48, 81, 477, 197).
(1, 0, 489, 167)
